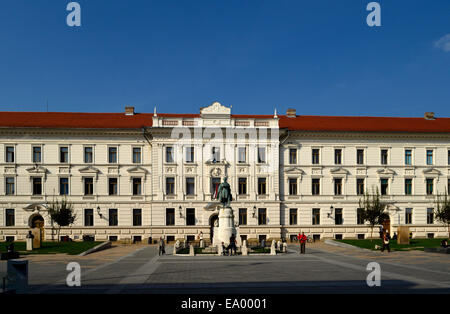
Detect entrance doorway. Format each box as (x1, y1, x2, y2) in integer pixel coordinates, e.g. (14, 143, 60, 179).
(210, 214, 219, 242)
(382, 217, 391, 236)
(30, 214, 45, 241)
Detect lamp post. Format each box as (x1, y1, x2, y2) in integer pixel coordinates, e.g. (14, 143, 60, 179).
(96, 206, 103, 219)
(179, 205, 183, 218)
(252, 206, 256, 218)
(327, 205, 334, 219)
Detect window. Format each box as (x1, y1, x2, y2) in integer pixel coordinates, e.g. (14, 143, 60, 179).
(404, 179, 412, 195)
(334, 178, 342, 195)
(312, 149, 320, 164)
(426, 178, 434, 195)
(186, 208, 195, 226)
(166, 208, 175, 226)
(108, 147, 117, 163)
(132, 178, 142, 195)
(238, 178, 247, 195)
(448, 150, 450, 165)
(186, 146, 194, 163)
(381, 149, 388, 165)
(238, 147, 246, 163)
(289, 178, 297, 195)
(33, 146, 41, 163)
(257, 147, 266, 163)
(109, 209, 118, 226)
(212, 147, 220, 162)
(335, 208, 343, 225)
(357, 178, 365, 195)
(5, 146, 14, 163)
(405, 208, 412, 225)
(258, 178, 267, 195)
(239, 208, 247, 225)
(312, 179, 320, 195)
(5, 177, 15, 195)
(405, 149, 412, 165)
(186, 178, 195, 195)
(133, 147, 141, 164)
(289, 208, 297, 225)
(448, 179, 450, 194)
(334, 149, 342, 165)
(211, 177, 221, 195)
(258, 208, 267, 225)
(84, 209, 94, 226)
(357, 208, 364, 225)
(427, 208, 434, 224)
(84, 147, 93, 163)
(166, 177, 175, 195)
(109, 178, 118, 195)
(132, 209, 142, 226)
(166, 147, 174, 163)
(312, 208, 320, 225)
(380, 178, 389, 195)
(426, 150, 433, 165)
(60, 147, 69, 163)
(84, 177, 94, 195)
(59, 178, 69, 195)
(5, 209, 15, 226)
(32, 177, 42, 195)
(356, 149, 364, 165)
(289, 148, 297, 164)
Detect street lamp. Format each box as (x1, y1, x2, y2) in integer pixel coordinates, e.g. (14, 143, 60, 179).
(252, 206, 256, 218)
(96, 206, 103, 219)
(327, 205, 334, 218)
(179, 205, 183, 218)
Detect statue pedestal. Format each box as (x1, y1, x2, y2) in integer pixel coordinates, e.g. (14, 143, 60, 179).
(26, 238, 33, 251)
(217, 207, 236, 246)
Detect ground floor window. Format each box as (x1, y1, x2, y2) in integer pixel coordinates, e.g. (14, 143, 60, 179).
(186, 208, 195, 226)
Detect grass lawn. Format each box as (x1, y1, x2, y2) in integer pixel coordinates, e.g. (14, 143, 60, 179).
(337, 238, 447, 251)
(0, 241, 102, 255)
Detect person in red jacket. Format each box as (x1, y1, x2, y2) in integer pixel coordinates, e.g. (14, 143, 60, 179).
(297, 232, 307, 254)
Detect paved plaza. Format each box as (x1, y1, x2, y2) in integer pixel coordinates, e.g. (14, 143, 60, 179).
(1, 242, 450, 294)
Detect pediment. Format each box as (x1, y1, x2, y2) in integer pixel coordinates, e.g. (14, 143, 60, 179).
(200, 102, 231, 118)
(26, 165, 49, 174)
(79, 166, 101, 174)
(376, 168, 396, 176)
(127, 166, 149, 174)
(285, 167, 305, 175)
(423, 168, 441, 175)
(330, 167, 349, 175)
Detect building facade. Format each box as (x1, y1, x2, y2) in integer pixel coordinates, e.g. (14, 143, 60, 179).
(1, 102, 449, 243)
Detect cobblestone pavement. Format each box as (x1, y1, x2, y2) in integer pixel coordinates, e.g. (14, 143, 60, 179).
(2, 242, 449, 294)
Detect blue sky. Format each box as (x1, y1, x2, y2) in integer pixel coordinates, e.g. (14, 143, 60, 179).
(0, 0, 449, 117)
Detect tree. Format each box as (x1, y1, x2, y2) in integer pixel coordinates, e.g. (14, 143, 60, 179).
(359, 187, 390, 241)
(48, 197, 76, 241)
(435, 190, 450, 239)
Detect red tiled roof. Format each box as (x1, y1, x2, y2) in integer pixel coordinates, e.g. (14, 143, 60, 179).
(0, 111, 449, 133)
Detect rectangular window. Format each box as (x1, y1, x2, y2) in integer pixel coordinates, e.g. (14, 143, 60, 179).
(109, 209, 118, 226)
(312, 208, 320, 225)
(238, 178, 247, 195)
(448, 150, 450, 165)
(60, 147, 69, 163)
(186, 146, 194, 163)
(289, 208, 298, 225)
(258, 147, 266, 163)
(59, 178, 69, 195)
(133, 178, 142, 195)
(84, 147, 93, 163)
(133, 147, 141, 164)
(186, 208, 195, 226)
(334, 178, 342, 195)
(5, 146, 14, 163)
(258, 208, 267, 225)
(238, 147, 246, 163)
(426, 150, 433, 165)
(33, 146, 41, 163)
(5, 177, 15, 195)
(357, 149, 364, 165)
(133, 209, 142, 226)
(404, 179, 412, 195)
(334, 149, 342, 165)
(357, 178, 365, 195)
(5, 209, 15, 226)
(312, 149, 320, 164)
(427, 208, 434, 224)
(166, 208, 175, 226)
(312, 179, 320, 195)
(258, 178, 267, 195)
(84, 177, 94, 195)
(335, 208, 343, 225)
(108, 147, 117, 163)
(380, 178, 389, 195)
(426, 178, 434, 195)
(166, 147, 174, 163)
(381, 149, 388, 165)
(33, 177, 42, 195)
(186, 178, 195, 195)
(289, 178, 297, 195)
(239, 208, 247, 225)
(211, 177, 221, 195)
(357, 208, 364, 225)
(212, 147, 220, 162)
(405, 149, 412, 165)
(166, 177, 175, 195)
(289, 148, 297, 164)
(84, 209, 94, 226)
(405, 208, 412, 225)
(109, 178, 118, 195)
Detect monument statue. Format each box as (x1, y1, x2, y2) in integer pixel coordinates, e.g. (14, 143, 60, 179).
(216, 176, 232, 207)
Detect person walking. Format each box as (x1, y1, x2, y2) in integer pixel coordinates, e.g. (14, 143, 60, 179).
(381, 232, 391, 253)
(228, 234, 237, 256)
(297, 232, 307, 254)
(159, 236, 165, 256)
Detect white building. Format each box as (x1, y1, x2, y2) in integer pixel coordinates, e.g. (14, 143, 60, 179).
(1, 103, 449, 243)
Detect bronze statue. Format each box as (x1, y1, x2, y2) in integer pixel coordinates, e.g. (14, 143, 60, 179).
(216, 176, 232, 208)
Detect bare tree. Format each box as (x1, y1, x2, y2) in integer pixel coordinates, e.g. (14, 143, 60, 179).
(48, 197, 76, 241)
(359, 187, 389, 241)
(435, 190, 450, 239)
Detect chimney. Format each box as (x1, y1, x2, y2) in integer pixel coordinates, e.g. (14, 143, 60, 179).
(424, 112, 435, 120)
(125, 106, 135, 116)
(286, 108, 296, 118)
